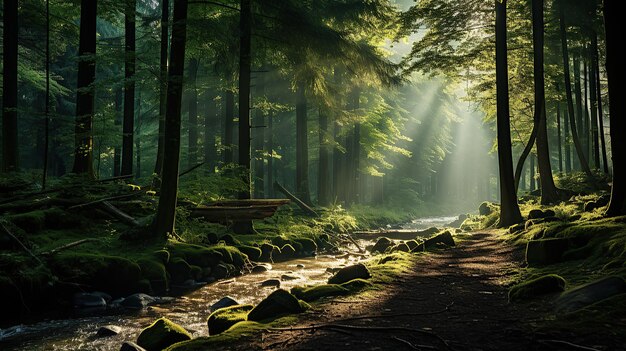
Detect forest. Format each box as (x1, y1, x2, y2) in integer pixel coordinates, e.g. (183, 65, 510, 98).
(0, 0, 624, 350)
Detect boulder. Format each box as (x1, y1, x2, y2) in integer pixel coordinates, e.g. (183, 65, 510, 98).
(479, 202, 493, 216)
(96, 325, 122, 337)
(259, 243, 280, 262)
(508, 275, 566, 301)
(247, 289, 308, 322)
(291, 284, 349, 302)
(207, 304, 253, 335)
(237, 245, 262, 261)
(120, 341, 147, 351)
(278, 244, 297, 259)
(391, 243, 410, 253)
(328, 263, 371, 284)
(219, 234, 240, 246)
(370, 237, 393, 253)
(205, 232, 219, 245)
(584, 194, 610, 212)
(424, 231, 455, 249)
(210, 296, 239, 311)
(120, 293, 157, 309)
(525, 238, 569, 266)
(281, 274, 300, 281)
(212, 263, 236, 279)
(555, 276, 626, 313)
(73, 293, 106, 309)
(166, 258, 192, 284)
(251, 264, 270, 274)
(261, 279, 281, 288)
(136, 317, 191, 351)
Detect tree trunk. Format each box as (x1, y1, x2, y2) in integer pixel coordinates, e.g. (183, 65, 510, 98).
(332, 122, 344, 203)
(113, 87, 122, 176)
(121, 0, 136, 177)
(495, 0, 523, 227)
(233, 0, 254, 233)
(223, 90, 235, 164)
(583, 55, 590, 164)
(72, 0, 97, 177)
(351, 89, 361, 204)
(154, 0, 169, 178)
(573, 55, 583, 171)
(564, 101, 572, 173)
(589, 39, 600, 170)
(318, 106, 330, 206)
(135, 91, 142, 178)
(153, 0, 188, 238)
(296, 82, 312, 205)
(253, 72, 265, 198)
(203, 90, 218, 171)
(266, 110, 274, 198)
(43, 0, 51, 187)
(2, 0, 19, 172)
(594, 33, 609, 174)
(604, 0, 626, 216)
(532, 0, 559, 204)
(558, 1, 594, 182)
(187, 58, 199, 167)
(557, 101, 563, 173)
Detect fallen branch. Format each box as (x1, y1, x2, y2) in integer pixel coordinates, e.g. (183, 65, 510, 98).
(179, 162, 206, 177)
(40, 238, 100, 257)
(99, 201, 140, 226)
(269, 324, 450, 349)
(0, 221, 44, 266)
(68, 191, 146, 210)
(96, 174, 133, 183)
(273, 182, 318, 217)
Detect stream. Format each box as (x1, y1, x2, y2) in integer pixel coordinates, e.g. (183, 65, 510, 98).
(0, 215, 458, 351)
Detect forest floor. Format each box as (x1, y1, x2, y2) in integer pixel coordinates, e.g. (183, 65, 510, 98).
(205, 231, 626, 351)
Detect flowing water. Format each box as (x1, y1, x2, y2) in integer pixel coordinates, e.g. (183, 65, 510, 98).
(0, 215, 458, 351)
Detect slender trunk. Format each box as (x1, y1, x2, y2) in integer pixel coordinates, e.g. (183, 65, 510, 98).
(203, 90, 217, 171)
(153, 0, 188, 238)
(318, 106, 330, 206)
(530, 154, 536, 191)
(583, 53, 591, 164)
(296, 82, 312, 205)
(558, 1, 594, 182)
(351, 89, 361, 204)
(594, 34, 609, 174)
(113, 87, 123, 176)
(604, 0, 626, 216)
(573, 55, 583, 171)
(520, 162, 527, 191)
(532, 0, 559, 204)
(223, 90, 235, 164)
(564, 102, 571, 173)
(589, 39, 600, 170)
(557, 102, 563, 173)
(332, 122, 344, 203)
(266, 110, 274, 198)
(187, 58, 199, 167)
(233, 0, 253, 233)
(72, 0, 97, 177)
(154, 0, 169, 177)
(43, 0, 51, 186)
(2, 0, 19, 172)
(121, 0, 136, 176)
(514, 119, 538, 192)
(135, 91, 142, 178)
(495, 0, 523, 227)
(253, 72, 265, 198)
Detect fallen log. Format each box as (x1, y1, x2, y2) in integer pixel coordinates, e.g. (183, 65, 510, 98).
(99, 201, 140, 226)
(352, 228, 440, 240)
(0, 221, 44, 266)
(68, 191, 146, 210)
(40, 238, 100, 257)
(190, 205, 281, 221)
(273, 182, 318, 217)
(207, 199, 290, 207)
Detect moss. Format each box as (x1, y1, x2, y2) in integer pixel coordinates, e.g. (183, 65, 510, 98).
(293, 238, 317, 253)
(247, 289, 307, 322)
(50, 253, 141, 297)
(138, 258, 168, 293)
(291, 284, 350, 302)
(154, 250, 170, 264)
(340, 278, 373, 291)
(219, 234, 240, 246)
(137, 279, 152, 293)
(190, 265, 203, 280)
(508, 274, 566, 301)
(9, 210, 46, 232)
(278, 244, 297, 259)
(166, 258, 192, 284)
(137, 317, 192, 351)
(207, 304, 253, 335)
(167, 242, 223, 268)
(328, 263, 371, 284)
(236, 245, 262, 261)
(165, 321, 266, 351)
(525, 238, 570, 266)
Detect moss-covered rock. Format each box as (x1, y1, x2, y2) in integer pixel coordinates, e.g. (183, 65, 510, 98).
(479, 202, 493, 216)
(166, 258, 192, 284)
(259, 243, 280, 262)
(293, 238, 317, 254)
(154, 250, 170, 264)
(328, 263, 371, 284)
(291, 284, 349, 302)
(137, 317, 192, 351)
(247, 289, 308, 322)
(525, 238, 570, 266)
(271, 236, 291, 248)
(219, 234, 240, 246)
(555, 276, 626, 313)
(424, 231, 455, 249)
(207, 304, 253, 335)
(277, 244, 297, 260)
(340, 278, 373, 291)
(190, 265, 203, 280)
(508, 274, 566, 301)
(168, 243, 222, 268)
(370, 237, 393, 253)
(405, 240, 420, 251)
(212, 263, 237, 279)
(138, 258, 168, 293)
(391, 242, 411, 253)
(236, 245, 262, 261)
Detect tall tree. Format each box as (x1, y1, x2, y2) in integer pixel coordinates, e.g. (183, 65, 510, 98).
(295, 82, 312, 205)
(318, 106, 331, 206)
(153, 0, 188, 238)
(593, 33, 609, 174)
(532, 0, 559, 204)
(604, 0, 626, 216)
(72, 0, 97, 177)
(2, 0, 19, 172)
(42, 0, 51, 187)
(121, 0, 136, 176)
(203, 90, 218, 171)
(253, 72, 265, 198)
(154, 0, 169, 178)
(558, 0, 594, 182)
(495, 0, 523, 227)
(588, 38, 600, 170)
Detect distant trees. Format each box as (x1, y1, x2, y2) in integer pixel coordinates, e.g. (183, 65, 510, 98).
(2, 0, 19, 172)
(121, 0, 137, 176)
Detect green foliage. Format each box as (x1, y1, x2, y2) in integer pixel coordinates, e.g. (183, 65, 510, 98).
(508, 274, 567, 301)
(207, 304, 254, 336)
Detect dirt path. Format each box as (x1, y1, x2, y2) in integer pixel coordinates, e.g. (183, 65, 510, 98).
(238, 231, 619, 351)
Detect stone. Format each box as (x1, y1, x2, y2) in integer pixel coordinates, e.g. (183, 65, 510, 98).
(424, 231, 455, 249)
(92, 291, 113, 303)
(278, 244, 297, 259)
(120, 341, 147, 351)
(136, 317, 191, 351)
(370, 237, 393, 253)
(261, 279, 281, 288)
(525, 238, 569, 266)
(73, 292, 106, 309)
(120, 293, 157, 309)
(555, 276, 626, 313)
(210, 296, 239, 312)
(508, 275, 566, 301)
(328, 264, 371, 284)
(96, 325, 122, 337)
(391, 242, 410, 253)
(251, 265, 269, 273)
(219, 234, 239, 246)
(479, 202, 492, 216)
(260, 243, 279, 262)
(528, 209, 545, 219)
(212, 263, 236, 279)
(247, 289, 308, 322)
(296, 264, 305, 269)
(207, 304, 253, 335)
(281, 274, 300, 281)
